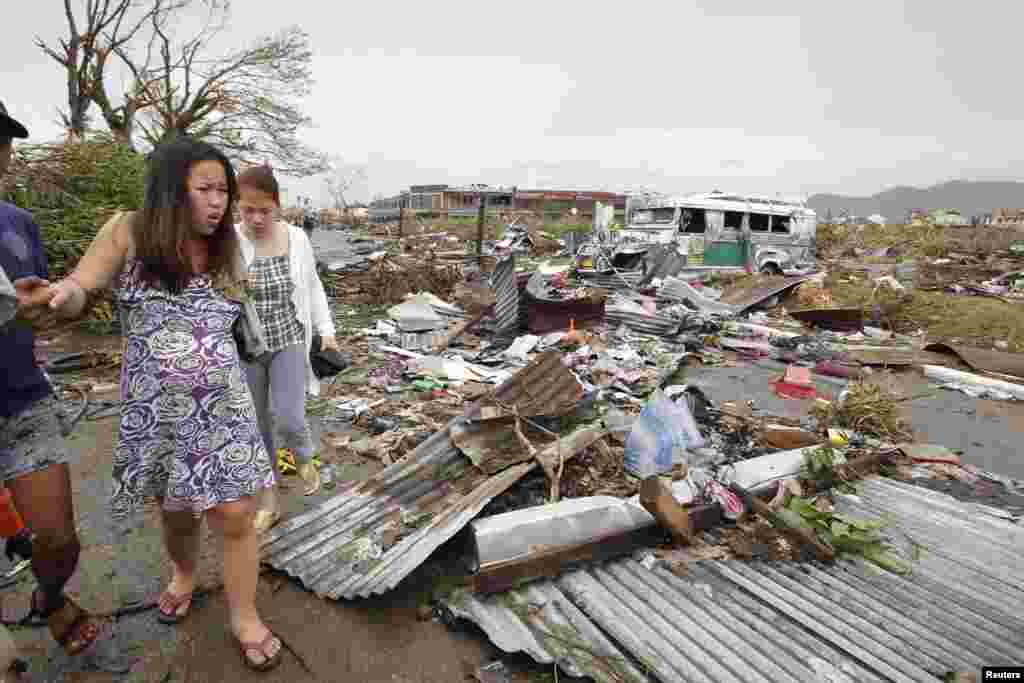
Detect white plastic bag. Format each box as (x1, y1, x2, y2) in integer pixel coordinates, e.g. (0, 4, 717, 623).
(623, 389, 706, 478)
(0, 266, 15, 327)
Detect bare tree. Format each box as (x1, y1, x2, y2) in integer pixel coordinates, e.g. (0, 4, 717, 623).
(323, 156, 367, 210)
(122, 3, 326, 176)
(35, 0, 185, 143)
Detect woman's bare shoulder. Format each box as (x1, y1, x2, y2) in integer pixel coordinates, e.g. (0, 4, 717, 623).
(104, 210, 137, 256)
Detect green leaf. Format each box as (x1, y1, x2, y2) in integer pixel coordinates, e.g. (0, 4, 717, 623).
(862, 544, 912, 575)
(830, 521, 850, 537)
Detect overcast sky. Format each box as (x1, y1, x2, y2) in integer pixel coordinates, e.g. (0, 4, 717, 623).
(2, 1, 1019, 206)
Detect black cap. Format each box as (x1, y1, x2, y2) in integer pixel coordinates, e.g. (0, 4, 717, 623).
(0, 101, 29, 139)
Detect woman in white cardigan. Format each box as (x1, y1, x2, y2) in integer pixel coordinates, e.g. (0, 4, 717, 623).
(235, 165, 338, 533)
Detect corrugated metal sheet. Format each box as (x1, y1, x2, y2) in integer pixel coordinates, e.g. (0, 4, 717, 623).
(261, 352, 584, 599)
(261, 422, 535, 600)
(486, 351, 584, 418)
(447, 476, 1024, 682)
(658, 277, 738, 315)
(605, 307, 682, 338)
(578, 270, 645, 291)
(480, 254, 519, 337)
(725, 274, 815, 315)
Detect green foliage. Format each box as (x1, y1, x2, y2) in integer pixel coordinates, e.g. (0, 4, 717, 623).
(802, 445, 845, 480)
(5, 132, 146, 277)
(801, 445, 859, 494)
(781, 496, 913, 575)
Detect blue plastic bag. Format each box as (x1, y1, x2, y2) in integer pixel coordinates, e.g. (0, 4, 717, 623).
(623, 389, 706, 478)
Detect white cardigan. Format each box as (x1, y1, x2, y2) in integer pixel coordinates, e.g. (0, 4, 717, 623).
(236, 221, 336, 396)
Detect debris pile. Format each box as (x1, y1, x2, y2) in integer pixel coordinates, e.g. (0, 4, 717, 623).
(322, 253, 464, 306)
(55, 213, 1024, 682)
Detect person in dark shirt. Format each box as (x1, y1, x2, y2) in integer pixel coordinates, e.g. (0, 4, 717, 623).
(0, 101, 101, 656)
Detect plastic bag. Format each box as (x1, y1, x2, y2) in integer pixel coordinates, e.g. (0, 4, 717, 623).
(604, 408, 636, 438)
(0, 266, 15, 327)
(623, 389, 706, 478)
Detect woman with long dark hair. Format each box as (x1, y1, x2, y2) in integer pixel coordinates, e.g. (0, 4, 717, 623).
(39, 137, 283, 671)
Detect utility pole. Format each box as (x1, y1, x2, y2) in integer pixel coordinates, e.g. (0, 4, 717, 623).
(398, 194, 404, 239)
(476, 191, 487, 260)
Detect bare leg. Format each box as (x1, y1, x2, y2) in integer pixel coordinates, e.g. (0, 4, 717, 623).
(207, 497, 281, 668)
(8, 463, 97, 652)
(8, 464, 77, 610)
(158, 508, 202, 618)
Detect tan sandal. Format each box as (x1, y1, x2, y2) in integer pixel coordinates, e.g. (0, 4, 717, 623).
(253, 509, 281, 534)
(297, 463, 321, 496)
(236, 631, 283, 672)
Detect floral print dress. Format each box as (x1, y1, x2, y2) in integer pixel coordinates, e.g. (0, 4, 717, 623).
(109, 260, 274, 517)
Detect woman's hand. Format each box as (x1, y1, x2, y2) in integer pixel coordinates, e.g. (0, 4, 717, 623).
(47, 277, 87, 319)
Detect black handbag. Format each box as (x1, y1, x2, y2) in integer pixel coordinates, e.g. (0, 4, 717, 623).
(310, 333, 352, 379)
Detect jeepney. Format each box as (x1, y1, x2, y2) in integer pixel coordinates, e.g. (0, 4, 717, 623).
(575, 191, 817, 277)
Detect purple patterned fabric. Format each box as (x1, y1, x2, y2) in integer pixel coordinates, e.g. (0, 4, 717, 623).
(110, 261, 274, 517)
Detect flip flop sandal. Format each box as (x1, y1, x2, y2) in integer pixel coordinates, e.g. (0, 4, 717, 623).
(297, 463, 321, 496)
(236, 632, 283, 672)
(30, 591, 100, 657)
(156, 590, 193, 624)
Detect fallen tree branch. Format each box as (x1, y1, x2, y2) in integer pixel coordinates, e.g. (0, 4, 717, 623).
(529, 423, 608, 500)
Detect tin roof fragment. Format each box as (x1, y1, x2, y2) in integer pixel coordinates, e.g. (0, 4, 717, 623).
(446, 476, 1024, 682)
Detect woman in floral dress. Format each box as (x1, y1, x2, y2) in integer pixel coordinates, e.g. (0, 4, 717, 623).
(43, 137, 282, 671)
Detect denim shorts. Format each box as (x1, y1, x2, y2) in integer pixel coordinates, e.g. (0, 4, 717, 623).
(0, 394, 77, 482)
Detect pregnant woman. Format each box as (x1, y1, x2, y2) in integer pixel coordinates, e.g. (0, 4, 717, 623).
(43, 137, 283, 671)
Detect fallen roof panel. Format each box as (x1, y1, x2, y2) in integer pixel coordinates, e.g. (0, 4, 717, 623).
(447, 476, 1024, 682)
(260, 352, 584, 599)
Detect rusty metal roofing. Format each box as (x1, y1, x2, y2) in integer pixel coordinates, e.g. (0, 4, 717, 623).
(487, 351, 584, 417)
(723, 274, 815, 315)
(446, 476, 1024, 682)
(261, 352, 584, 599)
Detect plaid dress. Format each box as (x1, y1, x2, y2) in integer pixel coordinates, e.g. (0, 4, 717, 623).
(250, 255, 305, 352)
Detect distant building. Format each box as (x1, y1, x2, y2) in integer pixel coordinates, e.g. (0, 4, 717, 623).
(369, 184, 627, 223)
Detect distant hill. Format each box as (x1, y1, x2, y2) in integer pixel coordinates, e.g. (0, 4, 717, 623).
(806, 181, 1024, 222)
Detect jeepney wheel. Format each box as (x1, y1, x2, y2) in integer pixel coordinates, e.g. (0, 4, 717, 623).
(760, 263, 783, 276)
